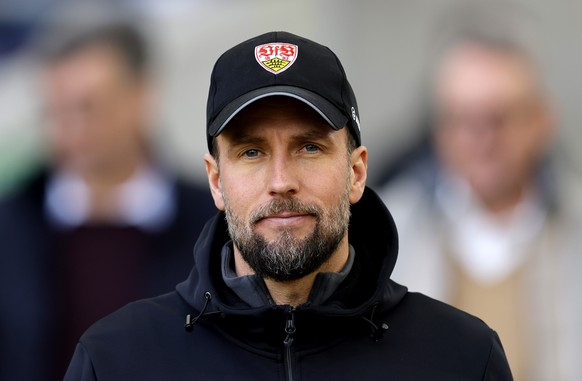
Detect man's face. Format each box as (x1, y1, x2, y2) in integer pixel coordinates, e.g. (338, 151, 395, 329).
(205, 97, 366, 281)
(433, 45, 553, 209)
(44, 45, 149, 175)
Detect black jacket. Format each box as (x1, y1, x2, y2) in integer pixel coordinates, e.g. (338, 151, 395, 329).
(64, 187, 513, 380)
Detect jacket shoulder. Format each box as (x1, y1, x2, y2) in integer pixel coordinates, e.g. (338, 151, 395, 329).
(383, 292, 513, 380)
(67, 291, 204, 380)
(391, 291, 501, 345)
(80, 291, 189, 351)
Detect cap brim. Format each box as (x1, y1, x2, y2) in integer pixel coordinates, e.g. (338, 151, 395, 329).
(208, 86, 348, 137)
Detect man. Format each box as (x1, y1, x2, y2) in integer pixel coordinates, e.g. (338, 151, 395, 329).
(64, 31, 513, 380)
(378, 31, 582, 380)
(0, 24, 215, 381)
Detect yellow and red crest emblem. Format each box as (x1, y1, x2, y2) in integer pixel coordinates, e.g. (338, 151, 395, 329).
(255, 43, 298, 74)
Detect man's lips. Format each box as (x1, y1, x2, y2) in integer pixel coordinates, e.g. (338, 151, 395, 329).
(255, 212, 315, 227)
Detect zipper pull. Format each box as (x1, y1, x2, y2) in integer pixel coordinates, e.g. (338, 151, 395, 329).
(283, 310, 296, 348)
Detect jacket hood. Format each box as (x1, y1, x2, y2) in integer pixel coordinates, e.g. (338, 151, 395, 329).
(176, 186, 406, 319)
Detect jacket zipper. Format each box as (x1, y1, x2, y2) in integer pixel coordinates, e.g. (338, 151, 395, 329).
(283, 308, 296, 381)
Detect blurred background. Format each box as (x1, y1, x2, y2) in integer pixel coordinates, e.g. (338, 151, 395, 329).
(1, 0, 581, 192)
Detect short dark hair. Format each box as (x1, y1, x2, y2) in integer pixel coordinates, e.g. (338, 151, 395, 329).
(47, 23, 149, 79)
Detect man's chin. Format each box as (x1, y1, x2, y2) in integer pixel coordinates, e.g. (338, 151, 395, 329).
(254, 226, 313, 244)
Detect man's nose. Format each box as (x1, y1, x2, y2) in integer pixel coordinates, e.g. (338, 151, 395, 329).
(266, 152, 299, 197)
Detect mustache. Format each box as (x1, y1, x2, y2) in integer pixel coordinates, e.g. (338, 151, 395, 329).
(249, 198, 321, 225)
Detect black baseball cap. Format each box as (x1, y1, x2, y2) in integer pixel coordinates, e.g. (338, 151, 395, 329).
(206, 31, 361, 151)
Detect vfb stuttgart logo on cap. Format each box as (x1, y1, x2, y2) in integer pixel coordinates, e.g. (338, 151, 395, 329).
(255, 43, 298, 74)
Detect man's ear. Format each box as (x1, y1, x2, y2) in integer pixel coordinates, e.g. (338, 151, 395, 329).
(204, 153, 225, 211)
(349, 146, 368, 204)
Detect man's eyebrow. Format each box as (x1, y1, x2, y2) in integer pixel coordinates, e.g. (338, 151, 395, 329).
(289, 129, 334, 144)
(225, 132, 266, 147)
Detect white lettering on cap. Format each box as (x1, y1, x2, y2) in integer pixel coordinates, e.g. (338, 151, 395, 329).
(351, 107, 361, 131)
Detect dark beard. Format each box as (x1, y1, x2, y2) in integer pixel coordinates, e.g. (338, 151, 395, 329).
(224, 194, 351, 281)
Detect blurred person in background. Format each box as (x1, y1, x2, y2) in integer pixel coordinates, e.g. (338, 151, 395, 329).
(0, 23, 216, 381)
(377, 26, 582, 381)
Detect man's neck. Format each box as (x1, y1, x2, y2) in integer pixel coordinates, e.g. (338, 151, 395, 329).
(78, 153, 149, 221)
(479, 184, 529, 219)
(233, 238, 350, 307)
(82, 151, 146, 190)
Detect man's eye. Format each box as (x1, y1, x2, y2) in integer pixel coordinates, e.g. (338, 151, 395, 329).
(243, 149, 260, 158)
(304, 144, 320, 152)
